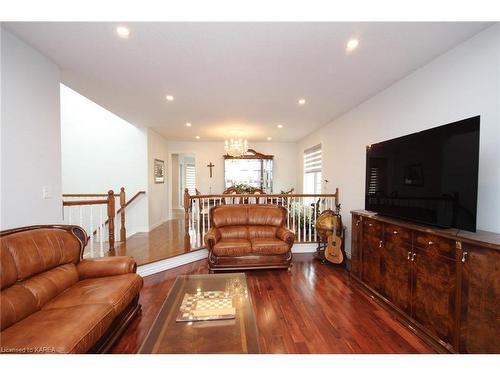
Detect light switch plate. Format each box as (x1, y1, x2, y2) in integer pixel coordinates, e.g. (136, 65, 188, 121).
(42, 186, 52, 199)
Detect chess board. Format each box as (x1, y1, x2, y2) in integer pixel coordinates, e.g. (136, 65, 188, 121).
(176, 291, 236, 322)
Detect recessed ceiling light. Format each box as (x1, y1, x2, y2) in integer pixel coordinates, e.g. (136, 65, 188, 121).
(195, 135, 200, 140)
(186, 122, 192, 127)
(116, 26, 130, 39)
(277, 124, 283, 129)
(298, 98, 306, 106)
(267, 137, 272, 141)
(165, 95, 174, 101)
(346, 38, 359, 52)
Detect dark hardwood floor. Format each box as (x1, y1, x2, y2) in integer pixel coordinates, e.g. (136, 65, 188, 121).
(111, 254, 435, 354)
(109, 212, 203, 266)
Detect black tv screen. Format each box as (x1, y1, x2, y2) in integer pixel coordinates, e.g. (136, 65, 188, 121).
(365, 116, 480, 232)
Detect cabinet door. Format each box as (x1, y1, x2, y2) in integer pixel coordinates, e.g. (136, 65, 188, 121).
(361, 234, 382, 291)
(412, 248, 458, 347)
(459, 245, 500, 353)
(350, 215, 362, 277)
(381, 240, 412, 314)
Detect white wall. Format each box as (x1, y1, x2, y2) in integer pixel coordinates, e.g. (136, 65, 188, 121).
(297, 24, 500, 256)
(147, 129, 169, 230)
(166, 140, 297, 199)
(1, 28, 63, 229)
(61, 84, 149, 235)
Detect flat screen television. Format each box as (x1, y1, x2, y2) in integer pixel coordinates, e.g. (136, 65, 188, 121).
(365, 116, 480, 232)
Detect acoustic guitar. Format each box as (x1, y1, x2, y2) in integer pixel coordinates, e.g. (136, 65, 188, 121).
(324, 214, 344, 264)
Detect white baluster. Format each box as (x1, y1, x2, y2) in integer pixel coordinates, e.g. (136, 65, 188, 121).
(197, 199, 201, 244)
(313, 202, 317, 242)
(207, 198, 211, 232)
(68, 206, 72, 225)
(302, 200, 306, 242)
(89, 206, 94, 258)
(203, 198, 207, 236)
(292, 197, 296, 233)
(286, 198, 291, 229)
(79, 206, 83, 228)
(99, 206, 104, 257)
(297, 198, 301, 241)
(308, 204, 312, 242)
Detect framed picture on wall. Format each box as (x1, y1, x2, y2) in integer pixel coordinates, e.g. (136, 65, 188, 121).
(154, 159, 165, 184)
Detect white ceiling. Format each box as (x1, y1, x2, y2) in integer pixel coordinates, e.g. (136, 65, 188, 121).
(5, 22, 492, 142)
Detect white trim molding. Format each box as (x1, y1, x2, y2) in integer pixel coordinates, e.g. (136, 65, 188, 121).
(137, 249, 208, 277)
(137, 243, 317, 277)
(292, 243, 317, 253)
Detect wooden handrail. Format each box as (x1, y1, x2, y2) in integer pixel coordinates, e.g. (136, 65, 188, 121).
(192, 193, 337, 199)
(63, 199, 108, 206)
(62, 193, 120, 197)
(117, 191, 146, 214)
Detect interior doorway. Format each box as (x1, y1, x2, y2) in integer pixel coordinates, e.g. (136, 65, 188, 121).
(171, 153, 196, 210)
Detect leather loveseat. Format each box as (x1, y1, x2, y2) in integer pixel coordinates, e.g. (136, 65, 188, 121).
(0, 225, 143, 354)
(204, 205, 295, 272)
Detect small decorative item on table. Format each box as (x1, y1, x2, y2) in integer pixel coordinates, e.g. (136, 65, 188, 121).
(176, 290, 236, 322)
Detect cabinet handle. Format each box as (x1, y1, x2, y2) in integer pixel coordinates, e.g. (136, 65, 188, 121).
(379, 240, 383, 248)
(407, 251, 412, 260)
(461, 251, 468, 263)
(356, 220, 360, 227)
(427, 241, 434, 246)
(411, 253, 417, 262)
(393, 230, 398, 235)
(368, 223, 373, 227)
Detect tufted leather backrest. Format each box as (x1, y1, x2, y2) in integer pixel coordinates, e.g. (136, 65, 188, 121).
(211, 205, 287, 236)
(0, 226, 86, 330)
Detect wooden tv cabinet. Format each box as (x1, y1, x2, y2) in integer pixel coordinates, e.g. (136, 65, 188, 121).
(350, 210, 499, 353)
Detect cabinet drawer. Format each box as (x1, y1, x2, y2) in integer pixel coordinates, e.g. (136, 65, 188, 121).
(384, 224, 412, 244)
(363, 218, 383, 237)
(414, 232, 456, 259)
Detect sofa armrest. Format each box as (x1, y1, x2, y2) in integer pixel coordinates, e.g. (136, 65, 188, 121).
(276, 227, 295, 245)
(204, 228, 221, 249)
(77, 256, 137, 280)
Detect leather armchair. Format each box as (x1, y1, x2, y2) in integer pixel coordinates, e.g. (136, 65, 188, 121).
(205, 205, 295, 272)
(0, 225, 143, 354)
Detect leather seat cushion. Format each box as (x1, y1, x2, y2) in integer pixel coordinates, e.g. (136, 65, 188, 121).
(43, 273, 143, 316)
(213, 239, 252, 256)
(0, 304, 115, 354)
(251, 238, 290, 255)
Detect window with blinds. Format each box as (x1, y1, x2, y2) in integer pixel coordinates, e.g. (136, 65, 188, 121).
(185, 164, 196, 195)
(303, 145, 322, 195)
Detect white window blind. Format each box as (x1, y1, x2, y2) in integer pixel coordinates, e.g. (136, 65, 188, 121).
(303, 144, 322, 196)
(185, 164, 196, 194)
(304, 145, 322, 174)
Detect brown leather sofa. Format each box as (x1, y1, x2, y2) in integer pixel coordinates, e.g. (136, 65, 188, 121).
(0, 225, 143, 354)
(204, 205, 295, 272)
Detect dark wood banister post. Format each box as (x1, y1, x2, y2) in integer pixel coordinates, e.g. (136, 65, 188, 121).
(107, 190, 115, 252)
(335, 187, 339, 208)
(184, 188, 191, 251)
(120, 187, 126, 243)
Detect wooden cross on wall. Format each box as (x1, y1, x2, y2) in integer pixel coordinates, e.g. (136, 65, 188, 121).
(207, 162, 215, 178)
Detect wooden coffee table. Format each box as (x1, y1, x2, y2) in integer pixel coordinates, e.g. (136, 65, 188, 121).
(139, 273, 260, 354)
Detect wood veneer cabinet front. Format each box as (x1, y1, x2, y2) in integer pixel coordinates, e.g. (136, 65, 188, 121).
(459, 244, 500, 353)
(350, 210, 500, 353)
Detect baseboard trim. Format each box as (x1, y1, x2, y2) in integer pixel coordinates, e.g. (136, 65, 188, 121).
(137, 249, 208, 277)
(292, 243, 317, 253)
(137, 243, 316, 277)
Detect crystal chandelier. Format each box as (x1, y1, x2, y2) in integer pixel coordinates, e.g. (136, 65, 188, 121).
(224, 138, 248, 157)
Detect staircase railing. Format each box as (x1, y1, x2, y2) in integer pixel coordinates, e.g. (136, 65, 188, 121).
(62, 188, 146, 257)
(183, 188, 339, 249)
